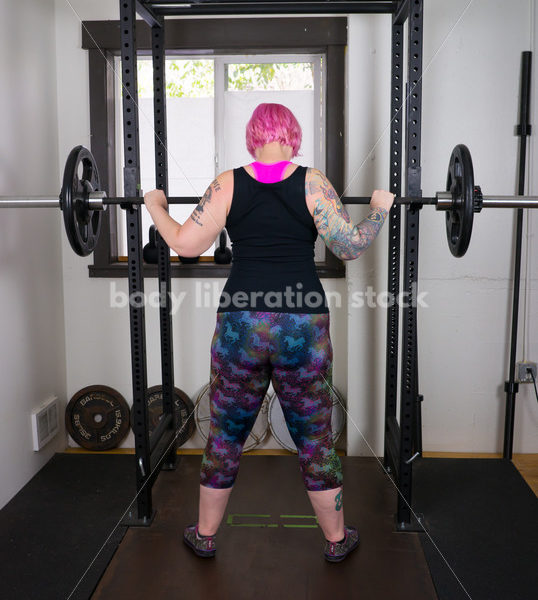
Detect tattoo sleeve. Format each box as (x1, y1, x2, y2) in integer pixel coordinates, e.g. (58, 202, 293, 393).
(190, 178, 221, 227)
(307, 169, 388, 260)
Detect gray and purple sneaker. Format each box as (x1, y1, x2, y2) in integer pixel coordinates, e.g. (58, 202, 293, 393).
(183, 524, 216, 558)
(324, 525, 359, 562)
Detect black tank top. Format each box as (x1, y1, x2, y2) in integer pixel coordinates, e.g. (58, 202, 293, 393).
(218, 166, 328, 314)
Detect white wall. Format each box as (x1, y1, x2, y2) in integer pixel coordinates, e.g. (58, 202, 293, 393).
(0, 0, 66, 508)
(52, 1, 537, 463)
(346, 0, 537, 455)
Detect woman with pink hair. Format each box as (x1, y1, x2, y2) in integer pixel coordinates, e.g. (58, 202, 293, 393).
(145, 102, 394, 562)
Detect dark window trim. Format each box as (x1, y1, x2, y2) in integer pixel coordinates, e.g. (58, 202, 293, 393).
(84, 17, 346, 278)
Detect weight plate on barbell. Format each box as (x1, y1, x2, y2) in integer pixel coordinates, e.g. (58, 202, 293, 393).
(130, 385, 196, 447)
(65, 385, 130, 450)
(446, 144, 475, 257)
(60, 145, 102, 257)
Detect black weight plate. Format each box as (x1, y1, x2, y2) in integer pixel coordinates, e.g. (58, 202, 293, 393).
(445, 144, 475, 257)
(60, 146, 102, 257)
(130, 386, 195, 447)
(66, 385, 130, 450)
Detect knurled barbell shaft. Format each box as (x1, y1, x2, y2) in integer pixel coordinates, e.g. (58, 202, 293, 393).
(0, 193, 537, 210)
(0, 194, 438, 208)
(100, 194, 438, 206)
(104, 193, 538, 209)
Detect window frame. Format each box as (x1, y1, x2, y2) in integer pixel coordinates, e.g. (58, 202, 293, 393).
(83, 17, 347, 278)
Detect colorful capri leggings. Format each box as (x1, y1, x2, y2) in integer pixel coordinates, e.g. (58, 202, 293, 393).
(200, 311, 343, 491)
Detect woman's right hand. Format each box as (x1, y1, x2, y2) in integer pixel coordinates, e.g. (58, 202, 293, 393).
(370, 190, 395, 212)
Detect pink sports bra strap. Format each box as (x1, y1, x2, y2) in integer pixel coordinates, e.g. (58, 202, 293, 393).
(250, 160, 292, 183)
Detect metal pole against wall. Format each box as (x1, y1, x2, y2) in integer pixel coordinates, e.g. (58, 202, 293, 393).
(503, 51, 532, 459)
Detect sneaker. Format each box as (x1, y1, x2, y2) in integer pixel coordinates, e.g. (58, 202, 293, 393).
(324, 525, 359, 563)
(183, 524, 216, 558)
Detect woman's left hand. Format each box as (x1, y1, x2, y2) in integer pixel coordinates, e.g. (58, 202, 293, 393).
(144, 189, 168, 212)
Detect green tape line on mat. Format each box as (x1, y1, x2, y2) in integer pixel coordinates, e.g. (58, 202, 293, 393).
(226, 514, 278, 527)
(226, 514, 319, 528)
(280, 515, 319, 528)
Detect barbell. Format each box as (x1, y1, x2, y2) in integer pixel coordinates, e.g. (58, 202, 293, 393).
(0, 144, 537, 258)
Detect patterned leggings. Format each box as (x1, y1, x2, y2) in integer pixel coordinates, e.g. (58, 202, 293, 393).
(200, 311, 343, 491)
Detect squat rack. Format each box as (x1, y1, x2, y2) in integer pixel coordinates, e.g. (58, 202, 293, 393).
(119, 0, 425, 528)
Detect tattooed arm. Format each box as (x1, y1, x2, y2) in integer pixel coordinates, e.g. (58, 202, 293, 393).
(144, 170, 233, 257)
(305, 168, 393, 261)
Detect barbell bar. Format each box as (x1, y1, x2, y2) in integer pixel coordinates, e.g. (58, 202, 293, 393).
(0, 144, 537, 258)
(1, 193, 537, 210)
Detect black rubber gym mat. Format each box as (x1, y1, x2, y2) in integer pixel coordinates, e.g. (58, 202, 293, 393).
(413, 457, 538, 600)
(0, 453, 135, 600)
(92, 455, 437, 600)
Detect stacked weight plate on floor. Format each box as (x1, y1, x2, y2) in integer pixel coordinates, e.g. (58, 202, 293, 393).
(129, 385, 196, 446)
(65, 385, 130, 450)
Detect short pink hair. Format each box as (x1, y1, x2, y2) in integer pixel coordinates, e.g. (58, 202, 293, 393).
(246, 103, 302, 158)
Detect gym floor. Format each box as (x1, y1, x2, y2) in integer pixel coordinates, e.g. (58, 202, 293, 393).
(1, 449, 537, 599)
(93, 453, 438, 600)
(84, 450, 538, 599)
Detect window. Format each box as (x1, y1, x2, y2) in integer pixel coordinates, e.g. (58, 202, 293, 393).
(115, 56, 217, 258)
(83, 18, 346, 277)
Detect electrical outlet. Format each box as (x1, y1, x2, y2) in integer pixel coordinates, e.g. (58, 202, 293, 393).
(517, 362, 537, 383)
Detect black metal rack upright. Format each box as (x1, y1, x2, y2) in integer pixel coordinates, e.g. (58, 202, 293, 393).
(119, 0, 424, 528)
(383, 12, 403, 506)
(398, 0, 424, 529)
(383, 0, 425, 531)
(151, 15, 178, 474)
(119, 0, 153, 525)
(120, 0, 177, 526)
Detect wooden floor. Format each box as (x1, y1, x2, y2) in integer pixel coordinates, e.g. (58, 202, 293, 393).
(512, 454, 538, 495)
(91, 456, 437, 600)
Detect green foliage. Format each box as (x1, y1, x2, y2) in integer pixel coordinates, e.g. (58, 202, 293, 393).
(227, 64, 276, 91)
(137, 59, 214, 98)
(227, 63, 313, 92)
(136, 59, 313, 97)
(166, 60, 214, 98)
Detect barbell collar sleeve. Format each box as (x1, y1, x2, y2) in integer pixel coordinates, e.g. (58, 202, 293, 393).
(481, 196, 538, 209)
(0, 196, 61, 208)
(88, 191, 107, 210)
(435, 191, 454, 211)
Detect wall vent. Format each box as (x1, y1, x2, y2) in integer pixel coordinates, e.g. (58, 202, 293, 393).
(31, 396, 59, 451)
